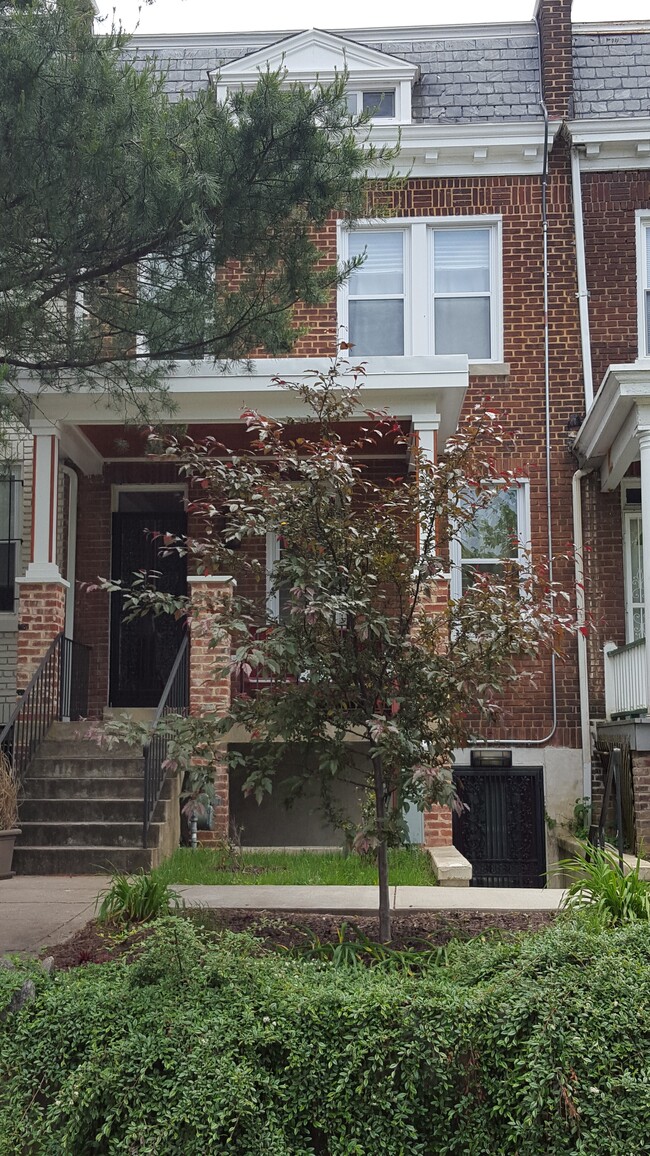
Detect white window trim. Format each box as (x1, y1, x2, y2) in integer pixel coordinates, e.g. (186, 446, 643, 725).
(636, 211, 650, 361)
(621, 477, 644, 642)
(449, 480, 531, 601)
(110, 484, 187, 513)
(345, 85, 403, 125)
(266, 530, 282, 621)
(338, 215, 503, 365)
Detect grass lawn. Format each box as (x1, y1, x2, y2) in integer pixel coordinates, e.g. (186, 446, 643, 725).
(152, 846, 437, 886)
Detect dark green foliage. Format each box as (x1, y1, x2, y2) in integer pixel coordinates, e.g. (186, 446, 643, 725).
(283, 920, 449, 973)
(2, 918, 650, 1154)
(0, 0, 371, 408)
(95, 869, 182, 925)
(560, 842, 650, 926)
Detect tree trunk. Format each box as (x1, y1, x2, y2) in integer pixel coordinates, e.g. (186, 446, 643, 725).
(372, 753, 391, 943)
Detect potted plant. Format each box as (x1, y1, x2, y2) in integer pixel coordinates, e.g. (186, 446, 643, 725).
(0, 749, 20, 879)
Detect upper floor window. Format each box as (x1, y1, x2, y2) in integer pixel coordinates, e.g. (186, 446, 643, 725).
(340, 217, 502, 364)
(346, 89, 396, 119)
(622, 478, 644, 642)
(638, 214, 650, 359)
(449, 483, 530, 601)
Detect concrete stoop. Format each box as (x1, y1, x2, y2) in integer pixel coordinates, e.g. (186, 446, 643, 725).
(427, 845, 473, 887)
(13, 722, 180, 876)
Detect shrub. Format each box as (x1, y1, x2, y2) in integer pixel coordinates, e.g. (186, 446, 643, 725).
(2, 918, 650, 1154)
(96, 870, 182, 925)
(559, 842, 650, 926)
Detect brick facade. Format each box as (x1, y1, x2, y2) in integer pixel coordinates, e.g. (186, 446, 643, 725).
(188, 577, 234, 842)
(12, 2, 650, 860)
(16, 581, 67, 690)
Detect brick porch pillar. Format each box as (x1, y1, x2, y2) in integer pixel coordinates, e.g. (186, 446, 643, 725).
(15, 581, 68, 691)
(423, 804, 453, 848)
(187, 576, 235, 842)
(16, 423, 69, 689)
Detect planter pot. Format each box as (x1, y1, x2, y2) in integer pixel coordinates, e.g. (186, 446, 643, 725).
(0, 829, 21, 880)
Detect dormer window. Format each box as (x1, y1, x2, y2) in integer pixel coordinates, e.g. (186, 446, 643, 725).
(346, 89, 396, 119)
(211, 29, 418, 127)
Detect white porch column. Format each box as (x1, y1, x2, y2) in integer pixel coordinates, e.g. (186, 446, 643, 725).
(22, 421, 64, 582)
(412, 417, 439, 555)
(638, 428, 650, 705)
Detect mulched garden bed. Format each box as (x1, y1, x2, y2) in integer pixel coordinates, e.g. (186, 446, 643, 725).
(43, 907, 555, 970)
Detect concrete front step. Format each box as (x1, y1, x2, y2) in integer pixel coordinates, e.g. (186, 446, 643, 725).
(12, 846, 156, 875)
(21, 776, 149, 800)
(28, 756, 145, 778)
(18, 821, 163, 848)
(20, 798, 155, 824)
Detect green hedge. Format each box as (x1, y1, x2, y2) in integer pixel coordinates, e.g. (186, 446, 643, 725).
(1, 918, 650, 1155)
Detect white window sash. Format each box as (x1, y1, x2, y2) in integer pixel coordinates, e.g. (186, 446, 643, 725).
(338, 215, 503, 363)
(449, 481, 531, 601)
(266, 531, 282, 621)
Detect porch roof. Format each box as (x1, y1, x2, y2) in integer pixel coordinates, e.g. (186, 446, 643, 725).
(24, 356, 469, 475)
(574, 360, 650, 491)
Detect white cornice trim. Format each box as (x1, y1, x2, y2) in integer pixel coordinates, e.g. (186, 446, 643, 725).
(573, 21, 650, 35)
(367, 120, 558, 178)
(126, 22, 537, 52)
(574, 361, 650, 490)
(568, 118, 650, 172)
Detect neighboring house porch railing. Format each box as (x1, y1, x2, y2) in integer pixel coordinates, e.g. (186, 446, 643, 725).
(603, 639, 648, 719)
(142, 634, 189, 848)
(0, 633, 90, 785)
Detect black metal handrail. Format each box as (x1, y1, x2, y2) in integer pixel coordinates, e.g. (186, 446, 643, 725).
(143, 634, 189, 848)
(0, 633, 90, 787)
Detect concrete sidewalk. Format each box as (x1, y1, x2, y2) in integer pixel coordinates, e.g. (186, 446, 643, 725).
(1, 876, 565, 956)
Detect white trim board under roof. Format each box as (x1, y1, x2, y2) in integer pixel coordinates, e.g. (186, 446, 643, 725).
(128, 23, 538, 52)
(367, 121, 560, 178)
(568, 119, 650, 173)
(210, 28, 419, 124)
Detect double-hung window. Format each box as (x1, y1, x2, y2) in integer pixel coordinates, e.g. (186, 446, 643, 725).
(637, 213, 650, 359)
(622, 478, 644, 641)
(346, 89, 396, 119)
(340, 216, 502, 363)
(450, 483, 530, 600)
(431, 227, 493, 360)
(347, 230, 405, 356)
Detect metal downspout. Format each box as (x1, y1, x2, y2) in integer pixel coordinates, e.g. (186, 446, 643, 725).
(570, 146, 594, 411)
(573, 468, 592, 804)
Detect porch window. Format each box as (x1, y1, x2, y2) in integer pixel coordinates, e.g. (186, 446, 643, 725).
(622, 479, 644, 641)
(266, 531, 292, 624)
(450, 483, 530, 599)
(0, 469, 22, 613)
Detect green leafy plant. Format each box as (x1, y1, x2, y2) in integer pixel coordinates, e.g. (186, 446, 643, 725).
(3, 919, 650, 1153)
(571, 796, 592, 838)
(96, 870, 183, 925)
(559, 841, 650, 926)
(286, 921, 448, 973)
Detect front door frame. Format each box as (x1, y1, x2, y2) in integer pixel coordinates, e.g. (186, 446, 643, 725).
(109, 485, 187, 708)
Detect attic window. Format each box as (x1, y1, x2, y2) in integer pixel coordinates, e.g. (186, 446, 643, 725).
(346, 89, 396, 119)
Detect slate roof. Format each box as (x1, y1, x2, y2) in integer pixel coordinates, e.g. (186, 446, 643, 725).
(573, 32, 650, 118)
(126, 23, 650, 124)
(126, 27, 542, 123)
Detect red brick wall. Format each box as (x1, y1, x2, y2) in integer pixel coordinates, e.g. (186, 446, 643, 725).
(536, 0, 574, 120)
(582, 170, 650, 389)
(16, 582, 67, 690)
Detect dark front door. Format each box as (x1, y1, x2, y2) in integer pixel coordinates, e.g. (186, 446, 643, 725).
(110, 496, 187, 707)
(452, 766, 546, 887)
